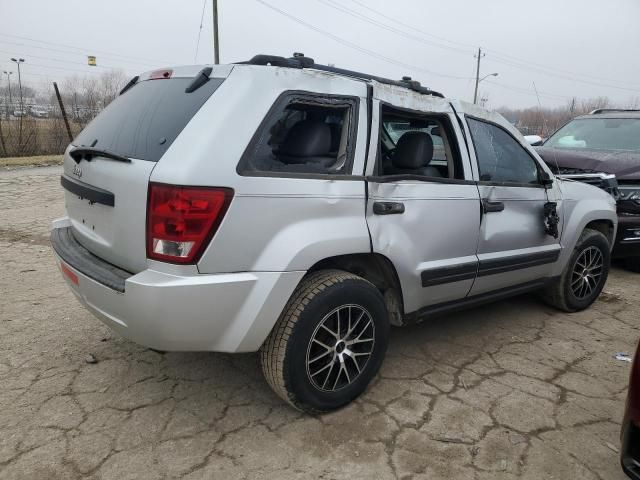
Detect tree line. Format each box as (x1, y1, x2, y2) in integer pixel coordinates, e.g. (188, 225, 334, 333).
(0, 70, 126, 158)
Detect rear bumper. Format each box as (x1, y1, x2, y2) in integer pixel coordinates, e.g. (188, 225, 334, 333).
(51, 225, 304, 352)
(613, 215, 640, 259)
(622, 421, 640, 479)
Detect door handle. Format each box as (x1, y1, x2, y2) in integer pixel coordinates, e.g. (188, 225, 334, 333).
(482, 199, 505, 213)
(373, 201, 405, 215)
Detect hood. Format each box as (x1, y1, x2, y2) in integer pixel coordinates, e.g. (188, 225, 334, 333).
(536, 146, 640, 182)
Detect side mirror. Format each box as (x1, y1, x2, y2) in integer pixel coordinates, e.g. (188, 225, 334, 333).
(540, 170, 554, 188)
(524, 135, 543, 146)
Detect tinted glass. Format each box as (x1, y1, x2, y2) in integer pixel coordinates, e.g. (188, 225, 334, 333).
(545, 118, 640, 152)
(468, 118, 540, 184)
(73, 77, 224, 162)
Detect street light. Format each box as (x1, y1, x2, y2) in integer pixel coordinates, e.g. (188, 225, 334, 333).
(479, 72, 499, 83)
(473, 72, 499, 104)
(10, 58, 24, 113)
(10, 58, 25, 146)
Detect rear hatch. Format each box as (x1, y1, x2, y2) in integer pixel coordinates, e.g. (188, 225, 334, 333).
(61, 66, 228, 273)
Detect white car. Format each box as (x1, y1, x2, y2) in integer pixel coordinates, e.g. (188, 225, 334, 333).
(51, 54, 617, 412)
(29, 105, 49, 118)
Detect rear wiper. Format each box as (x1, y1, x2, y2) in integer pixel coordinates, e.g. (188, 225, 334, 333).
(69, 146, 132, 164)
(119, 75, 139, 95)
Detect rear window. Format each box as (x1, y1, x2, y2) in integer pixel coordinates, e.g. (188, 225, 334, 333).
(73, 77, 224, 162)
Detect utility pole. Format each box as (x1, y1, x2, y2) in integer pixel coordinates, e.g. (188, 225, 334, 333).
(212, 0, 220, 64)
(473, 47, 485, 105)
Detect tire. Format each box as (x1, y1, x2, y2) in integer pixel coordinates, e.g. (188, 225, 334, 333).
(624, 257, 640, 273)
(260, 269, 390, 414)
(542, 228, 611, 312)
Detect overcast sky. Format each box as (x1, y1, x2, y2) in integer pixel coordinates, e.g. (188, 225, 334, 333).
(1, 0, 639, 108)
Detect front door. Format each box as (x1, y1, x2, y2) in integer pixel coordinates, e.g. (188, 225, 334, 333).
(365, 84, 481, 315)
(453, 101, 563, 296)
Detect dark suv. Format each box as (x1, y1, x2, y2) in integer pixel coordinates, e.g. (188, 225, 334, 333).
(536, 110, 640, 271)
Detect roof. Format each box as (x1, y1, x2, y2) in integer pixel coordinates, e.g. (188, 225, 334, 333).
(237, 53, 445, 98)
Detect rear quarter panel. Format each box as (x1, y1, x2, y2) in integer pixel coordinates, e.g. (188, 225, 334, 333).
(150, 66, 372, 273)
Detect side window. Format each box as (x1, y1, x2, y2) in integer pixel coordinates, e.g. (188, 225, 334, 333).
(238, 93, 358, 175)
(467, 118, 540, 184)
(378, 106, 464, 180)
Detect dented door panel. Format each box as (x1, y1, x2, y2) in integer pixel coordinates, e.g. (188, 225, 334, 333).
(367, 182, 481, 313)
(365, 89, 481, 314)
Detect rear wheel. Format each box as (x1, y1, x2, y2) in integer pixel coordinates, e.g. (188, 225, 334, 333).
(260, 269, 389, 413)
(542, 228, 610, 312)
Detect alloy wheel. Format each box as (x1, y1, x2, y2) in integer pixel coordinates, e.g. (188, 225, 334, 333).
(306, 304, 375, 392)
(571, 246, 604, 299)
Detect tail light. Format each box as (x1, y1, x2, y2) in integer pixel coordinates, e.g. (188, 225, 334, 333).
(149, 69, 173, 80)
(146, 183, 233, 264)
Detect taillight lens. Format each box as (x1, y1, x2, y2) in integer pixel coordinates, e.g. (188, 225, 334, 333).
(146, 183, 233, 264)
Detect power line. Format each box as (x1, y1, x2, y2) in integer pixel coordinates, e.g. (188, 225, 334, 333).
(194, 0, 208, 63)
(0, 48, 134, 73)
(0, 39, 159, 70)
(0, 33, 171, 67)
(253, 0, 577, 103)
(314, 0, 472, 56)
(343, 0, 640, 91)
(484, 80, 571, 101)
(346, 0, 478, 52)
(254, 0, 472, 81)
(484, 48, 640, 88)
(484, 53, 640, 93)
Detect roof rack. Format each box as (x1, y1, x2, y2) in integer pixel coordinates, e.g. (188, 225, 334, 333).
(237, 53, 444, 98)
(589, 108, 640, 114)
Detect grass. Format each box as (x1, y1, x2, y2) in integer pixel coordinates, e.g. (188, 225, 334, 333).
(0, 155, 64, 168)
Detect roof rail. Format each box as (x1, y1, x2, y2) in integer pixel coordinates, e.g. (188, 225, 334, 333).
(589, 108, 640, 114)
(237, 53, 445, 98)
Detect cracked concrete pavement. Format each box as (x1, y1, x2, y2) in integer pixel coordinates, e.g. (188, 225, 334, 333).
(0, 166, 638, 479)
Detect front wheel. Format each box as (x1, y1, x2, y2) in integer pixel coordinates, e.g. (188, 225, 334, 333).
(260, 269, 389, 414)
(542, 228, 611, 312)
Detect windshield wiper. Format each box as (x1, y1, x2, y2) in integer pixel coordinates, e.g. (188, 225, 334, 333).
(69, 146, 132, 164)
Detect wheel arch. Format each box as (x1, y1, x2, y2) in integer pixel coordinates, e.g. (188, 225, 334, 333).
(584, 219, 615, 245)
(308, 253, 405, 326)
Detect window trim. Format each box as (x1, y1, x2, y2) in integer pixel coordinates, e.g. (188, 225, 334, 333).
(465, 114, 546, 188)
(236, 90, 360, 180)
(372, 102, 470, 183)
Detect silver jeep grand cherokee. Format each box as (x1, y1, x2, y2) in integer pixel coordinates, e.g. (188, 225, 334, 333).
(51, 54, 617, 413)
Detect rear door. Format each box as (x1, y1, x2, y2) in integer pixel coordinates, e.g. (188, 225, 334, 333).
(365, 83, 481, 315)
(62, 67, 229, 273)
(452, 101, 563, 295)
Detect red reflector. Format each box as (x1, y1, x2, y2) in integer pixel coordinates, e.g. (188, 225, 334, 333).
(146, 183, 233, 264)
(61, 262, 79, 285)
(149, 69, 173, 80)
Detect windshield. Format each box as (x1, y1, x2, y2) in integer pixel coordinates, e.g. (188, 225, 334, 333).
(73, 77, 224, 162)
(545, 117, 640, 152)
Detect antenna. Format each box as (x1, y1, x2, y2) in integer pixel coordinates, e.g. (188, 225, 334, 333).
(532, 82, 560, 176)
(532, 82, 548, 138)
